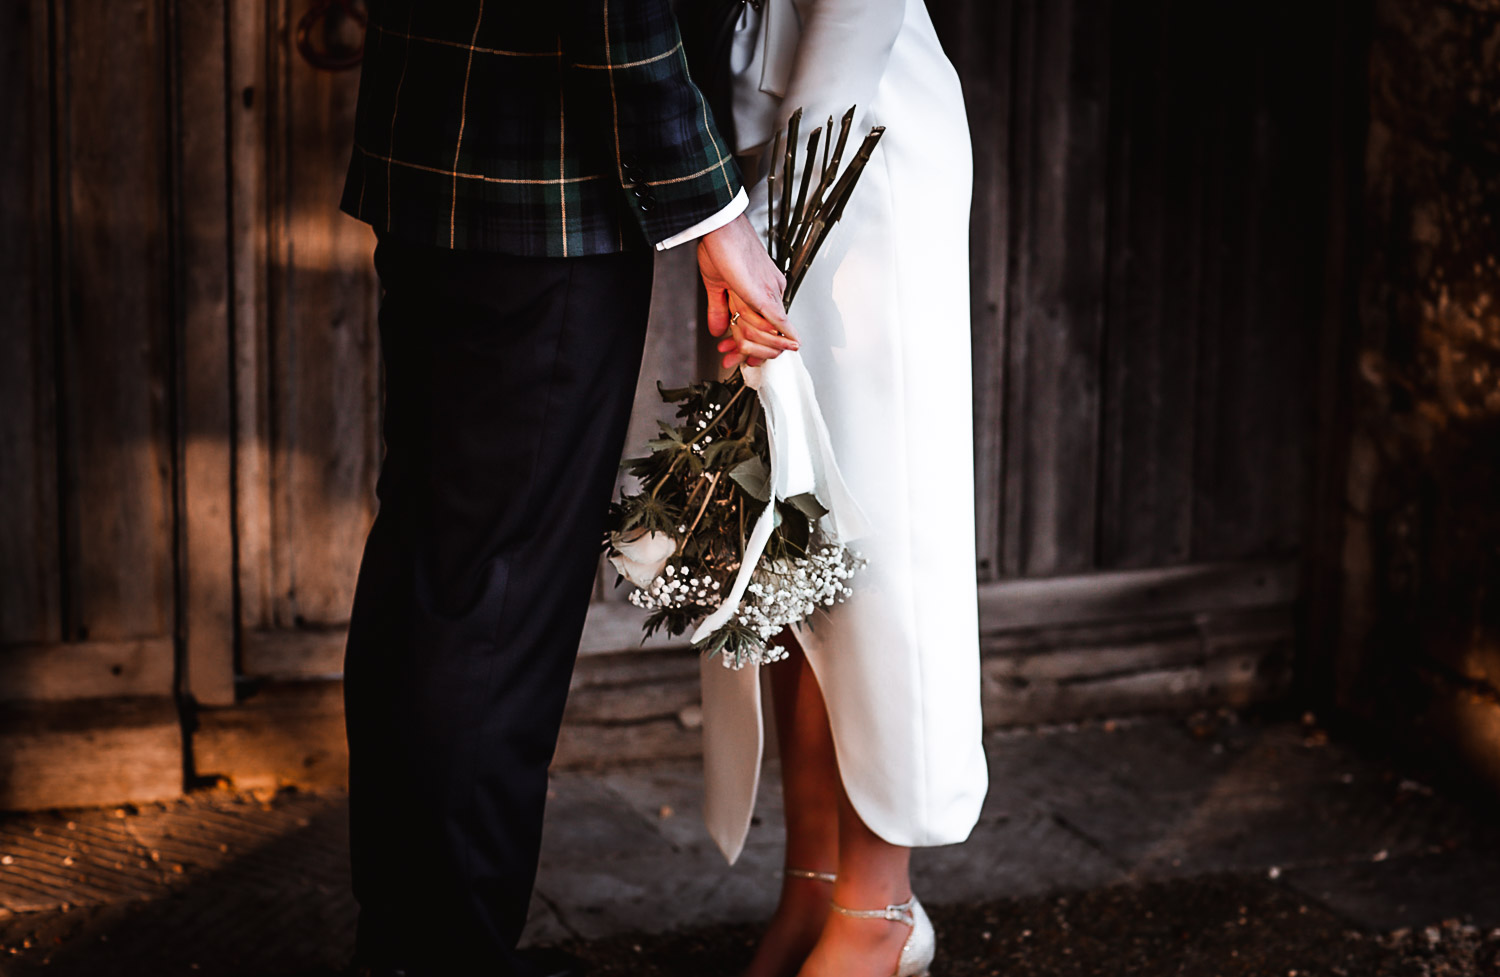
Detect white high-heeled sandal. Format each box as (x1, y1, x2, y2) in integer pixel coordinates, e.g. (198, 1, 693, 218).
(828, 894, 935, 977)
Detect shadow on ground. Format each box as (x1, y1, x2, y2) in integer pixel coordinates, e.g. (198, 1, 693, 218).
(567, 874, 1500, 977)
(2, 704, 1499, 976)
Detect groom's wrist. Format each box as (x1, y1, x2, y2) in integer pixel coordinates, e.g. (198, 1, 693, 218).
(655, 189, 749, 252)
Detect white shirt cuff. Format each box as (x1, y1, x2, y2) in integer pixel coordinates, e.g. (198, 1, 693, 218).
(654, 188, 749, 251)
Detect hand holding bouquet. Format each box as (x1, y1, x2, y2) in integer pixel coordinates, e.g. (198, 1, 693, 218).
(606, 108, 885, 669)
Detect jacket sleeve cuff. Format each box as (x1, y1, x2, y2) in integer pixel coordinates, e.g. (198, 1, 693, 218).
(654, 188, 749, 251)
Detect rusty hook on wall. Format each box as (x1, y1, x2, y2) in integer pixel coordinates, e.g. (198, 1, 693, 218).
(296, 0, 367, 71)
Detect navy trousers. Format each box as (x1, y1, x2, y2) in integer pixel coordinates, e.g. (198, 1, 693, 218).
(344, 237, 655, 976)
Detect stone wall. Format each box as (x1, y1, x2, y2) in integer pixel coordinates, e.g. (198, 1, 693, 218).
(1342, 0, 1500, 789)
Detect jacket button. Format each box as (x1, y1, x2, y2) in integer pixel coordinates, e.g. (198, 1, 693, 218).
(638, 197, 653, 212)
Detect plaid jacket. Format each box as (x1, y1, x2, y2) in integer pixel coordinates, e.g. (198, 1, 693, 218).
(340, 0, 744, 257)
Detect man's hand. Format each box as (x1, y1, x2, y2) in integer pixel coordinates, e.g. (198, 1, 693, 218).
(698, 215, 799, 370)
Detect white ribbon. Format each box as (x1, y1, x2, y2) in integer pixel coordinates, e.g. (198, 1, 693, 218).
(689, 351, 870, 644)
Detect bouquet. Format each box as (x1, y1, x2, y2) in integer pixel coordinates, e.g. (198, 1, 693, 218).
(605, 107, 885, 669)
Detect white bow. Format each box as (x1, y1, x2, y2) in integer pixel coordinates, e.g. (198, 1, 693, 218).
(757, 0, 802, 98)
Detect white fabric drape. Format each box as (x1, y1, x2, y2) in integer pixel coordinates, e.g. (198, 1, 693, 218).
(701, 0, 989, 864)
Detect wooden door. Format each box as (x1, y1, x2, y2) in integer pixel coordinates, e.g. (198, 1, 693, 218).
(188, 0, 712, 786)
(927, 0, 1341, 722)
(0, 0, 184, 809)
(226, 0, 382, 685)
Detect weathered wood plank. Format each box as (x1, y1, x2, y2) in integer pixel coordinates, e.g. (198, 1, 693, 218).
(194, 681, 348, 791)
(982, 620, 1205, 683)
(55, 0, 177, 642)
(209, 608, 1297, 785)
(242, 560, 1298, 681)
(239, 629, 346, 680)
(229, 0, 275, 632)
(1191, 5, 1325, 562)
(239, 601, 694, 679)
(0, 639, 175, 702)
(0, 698, 182, 811)
(268, 0, 380, 628)
(1097, 0, 1200, 569)
(1303, 0, 1369, 711)
(981, 606, 1292, 680)
(192, 673, 706, 786)
(561, 673, 700, 725)
(1003, 0, 1113, 576)
(982, 645, 1289, 727)
(930, 0, 1014, 582)
(977, 559, 1297, 632)
(552, 717, 703, 770)
(568, 646, 701, 688)
(174, 0, 237, 704)
(982, 604, 1294, 727)
(0, 0, 61, 645)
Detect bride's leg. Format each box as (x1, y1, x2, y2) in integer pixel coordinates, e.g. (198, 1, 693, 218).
(741, 630, 839, 977)
(798, 743, 915, 977)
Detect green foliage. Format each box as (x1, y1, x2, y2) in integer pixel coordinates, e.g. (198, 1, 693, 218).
(608, 370, 769, 588)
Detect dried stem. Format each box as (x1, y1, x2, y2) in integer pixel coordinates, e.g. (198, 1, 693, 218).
(783, 125, 885, 308)
(793, 107, 855, 258)
(762, 104, 884, 312)
(790, 125, 823, 244)
(775, 108, 802, 260)
(686, 471, 721, 536)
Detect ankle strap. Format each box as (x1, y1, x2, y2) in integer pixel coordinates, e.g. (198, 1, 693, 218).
(829, 894, 917, 926)
(786, 868, 837, 883)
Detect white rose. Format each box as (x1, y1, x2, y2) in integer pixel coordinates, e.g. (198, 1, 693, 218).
(608, 529, 677, 589)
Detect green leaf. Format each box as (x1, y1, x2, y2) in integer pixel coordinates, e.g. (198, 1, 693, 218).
(786, 491, 829, 521)
(701, 439, 741, 468)
(657, 380, 695, 403)
(777, 501, 809, 551)
(729, 457, 771, 502)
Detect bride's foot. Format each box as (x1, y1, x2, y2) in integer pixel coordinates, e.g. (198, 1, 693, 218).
(797, 895, 932, 977)
(740, 871, 836, 977)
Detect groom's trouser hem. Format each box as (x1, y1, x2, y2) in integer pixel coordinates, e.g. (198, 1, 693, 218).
(343, 238, 654, 977)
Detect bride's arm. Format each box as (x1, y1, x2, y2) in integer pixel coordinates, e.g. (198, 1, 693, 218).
(776, 0, 906, 142)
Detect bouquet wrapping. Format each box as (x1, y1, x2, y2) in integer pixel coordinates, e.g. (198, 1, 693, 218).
(606, 107, 884, 668)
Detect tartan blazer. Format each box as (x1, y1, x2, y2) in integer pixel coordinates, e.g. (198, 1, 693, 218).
(340, 0, 745, 257)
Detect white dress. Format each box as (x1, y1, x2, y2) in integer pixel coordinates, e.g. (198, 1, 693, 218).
(699, 0, 988, 862)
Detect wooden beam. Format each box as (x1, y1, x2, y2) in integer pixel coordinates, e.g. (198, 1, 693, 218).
(0, 0, 62, 647)
(237, 560, 1299, 679)
(238, 600, 692, 680)
(0, 639, 175, 702)
(193, 681, 346, 791)
(239, 629, 346, 680)
(0, 697, 182, 811)
(173, 0, 237, 706)
(976, 559, 1298, 632)
(979, 605, 1294, 725)
(227, 0, 275, 638)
